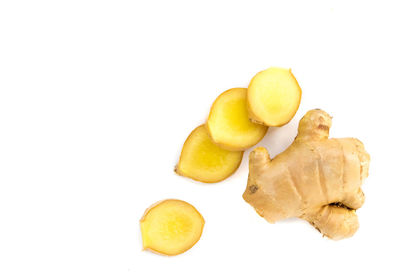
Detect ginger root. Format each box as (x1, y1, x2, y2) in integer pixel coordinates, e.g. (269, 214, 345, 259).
(176, 125, 243, 183)
(247, 67, 302, 127)
(140, 199, 205, 256)
(206, 88, 268, 151)
(243, 109, 370, 240)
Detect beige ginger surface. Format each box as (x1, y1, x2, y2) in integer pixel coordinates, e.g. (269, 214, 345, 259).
(243, 109, 370, 240)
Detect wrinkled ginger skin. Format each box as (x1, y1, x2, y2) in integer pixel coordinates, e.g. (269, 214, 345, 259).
(243, 109, 370, 240)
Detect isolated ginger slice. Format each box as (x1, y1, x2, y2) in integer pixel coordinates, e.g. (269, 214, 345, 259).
(140, 199, 205, 256)
(206, 88, 268, 151)
(176, 125, 243, 183)
(247, 67, 302, 127)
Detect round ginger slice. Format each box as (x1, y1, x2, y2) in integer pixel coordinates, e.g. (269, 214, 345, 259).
(247, 67, 302, 127)
(140, 199, 205, 256)
(206, 88, 268, 151)
(176, 125, 243, 183)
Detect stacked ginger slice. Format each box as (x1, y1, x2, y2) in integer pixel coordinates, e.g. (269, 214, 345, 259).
(141, 67, 302, 256)
(176, 68, 301, 183)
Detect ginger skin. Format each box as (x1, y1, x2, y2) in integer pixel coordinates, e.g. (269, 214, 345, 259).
(243, 109, 370, 240)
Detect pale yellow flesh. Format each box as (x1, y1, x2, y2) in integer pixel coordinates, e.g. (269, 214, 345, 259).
(206, 88, 268, 151)
(176, 125, 243, 183)
(140, 199, 205, 256)
(248, 67, 301, 127)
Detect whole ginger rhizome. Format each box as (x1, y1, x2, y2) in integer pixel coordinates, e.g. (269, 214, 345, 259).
(243, 109, 370, 240)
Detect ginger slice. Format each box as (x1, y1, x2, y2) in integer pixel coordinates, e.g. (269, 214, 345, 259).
(176, 125, 243, 183)
(206, 88, 268, 151)
(140, 199, 205, 256)
(247, 67, 302, 127)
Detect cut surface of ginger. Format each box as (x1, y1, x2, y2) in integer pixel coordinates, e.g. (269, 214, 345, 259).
(247, 67, 302, 127)
(206, 88, 268, 151)
(176, 125, 243, 183)
(140, 199, 205, 256)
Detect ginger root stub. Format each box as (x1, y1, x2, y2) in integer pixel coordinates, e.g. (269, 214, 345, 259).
(243, 109, 370, 240)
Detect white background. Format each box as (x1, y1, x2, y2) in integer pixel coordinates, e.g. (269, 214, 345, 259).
(1, 1, 399, 272)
